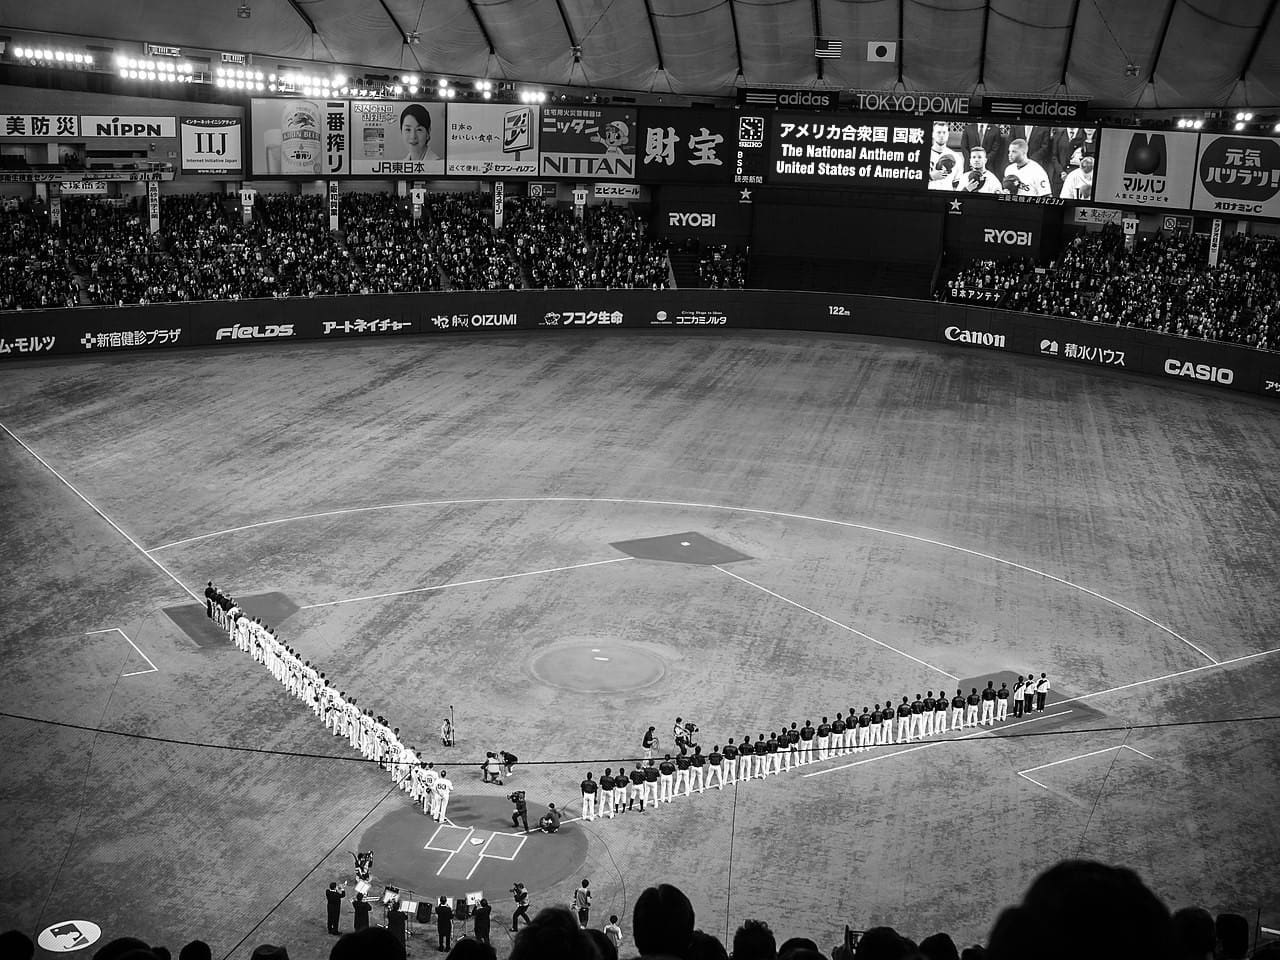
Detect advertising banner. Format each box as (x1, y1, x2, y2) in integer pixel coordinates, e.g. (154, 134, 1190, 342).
(1208, 218, 1222, 266)
(83, 116, 176, 138)
(180, 117, 243, 175)
(328, 181, 339, 231)
(349, 100, 445, 177)
(59, 181, 109, 195)
(767, 113, 928, 188)
(250, 99, 349, 176)
(653, 186, 753, 243)
(539, 106, 637, 179)
(737, 88, 838, 111)
(447, 104, 539, 176)
(1190, 134, 1280, 218)
(147, 181, 160, 234)
(1093, 128, 1198, 209)
(1, 114, 80, 138)
(850, 91, 972, 116)
(983, 96, 1088, 122)
(593, 183, 641, 200)
(944, 203, 1046, 260)
(493, 180, 505, 230)
(1074, 206, 1123, 225)
(637, 108, 735, 183)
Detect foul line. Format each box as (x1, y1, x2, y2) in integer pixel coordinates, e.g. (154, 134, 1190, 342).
(87, 627, 158, 677)
(1017, 743, 1152, 790)
(0, 421, 201, 604)
(298, 557, 633, 609)
(715, 565, 960, 680)
(435, 827, 474, 876)
(1056, 645, 1280, 707)
(145, 495, 1212, 664)
(803, 709, 1074, 778)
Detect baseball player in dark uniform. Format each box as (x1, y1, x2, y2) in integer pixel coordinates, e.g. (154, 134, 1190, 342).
(980, 681, 997, 725)
(951, 689, 966, 731)
(816, 717, 832, 760)
(644, 759, 661, 806)
(675, 752, 692, 795)
(706, 744, 725, 789)
(598, 769, 615, 819)
(921, 693, 936, 737)
(800, 720, 816, 764)
(580, 771, 598, 821)
(897, 697, 914, 743)
(966, 688, 982, 727)
(658, 755, 676, 802)
(628, 764, 647, 811)
(881, 701, 895, 744)
(831, 714, 847, 757)
(996, 681, 1011, 722)
(723, 738, 739, 784)
(688, 745, 706, 794)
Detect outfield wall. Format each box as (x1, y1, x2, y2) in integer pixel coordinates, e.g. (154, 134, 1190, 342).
(2, 290, 1278, 400)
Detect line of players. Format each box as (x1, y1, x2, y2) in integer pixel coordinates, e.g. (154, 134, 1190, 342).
(204, 581, 456, 823)
(577, 676, 1051, 821)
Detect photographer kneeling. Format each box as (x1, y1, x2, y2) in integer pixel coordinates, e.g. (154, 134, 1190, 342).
(538, 802, 561, 834)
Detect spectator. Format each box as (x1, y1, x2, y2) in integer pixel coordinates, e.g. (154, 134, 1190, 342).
(331, 927, 406, 960)
(446, 941, 496, 960)
(177, 942, 212, 960)
(920, 932, 961, 960)
(633, 883, 695, 959)
(0, 930, 35, 960)
(986, 860, 1175, 960)
(510, 907, 600, 960)
(854, 927, 917, 960)
(1217, 914, 1250, 960)
(1174, 908, 1217, 960)
(733, 919, 778, 960)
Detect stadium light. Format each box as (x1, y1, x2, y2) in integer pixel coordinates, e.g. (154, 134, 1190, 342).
(1274, 122, 1280, 133)
(1234, 121, 1245, 131)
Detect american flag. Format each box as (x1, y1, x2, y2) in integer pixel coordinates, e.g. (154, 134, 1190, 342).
(815, 38, 843, 59)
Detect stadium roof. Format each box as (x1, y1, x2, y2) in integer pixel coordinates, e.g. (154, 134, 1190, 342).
(17, 0, 1280, 108)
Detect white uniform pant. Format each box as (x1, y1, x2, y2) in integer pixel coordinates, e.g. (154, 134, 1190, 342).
(800, 742, 813, 764)
(674, 770, 689, 794)
(981, 700, 995, 724)
(966, 705, 979, 727)
(725, 758, 738, 783)
(880, 721, 893, 744)
(952, 707, 965, 731)
(659, 775, 674, 802)
(582, 793, 595, 820)
(996, 699, 1009, 721)
(935, 710, 948, 732)
(689, 767, 704, 794)
(816, 735, 829, 760)
(706, 765, 724, 789)
(897, 716, 912, 742)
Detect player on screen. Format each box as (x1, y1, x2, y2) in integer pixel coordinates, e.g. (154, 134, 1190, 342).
(1002, 138, 1052, 197)
(961, 146, 1004, 193)
(928, 122, 965, 190)
(1059, 154, 1095, 199)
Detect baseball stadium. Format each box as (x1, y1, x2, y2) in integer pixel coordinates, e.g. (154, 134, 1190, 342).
(1, 3, 1279, 960)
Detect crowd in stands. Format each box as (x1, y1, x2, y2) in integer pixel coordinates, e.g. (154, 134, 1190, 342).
(0, 191, 672, 310)
(696, 244, 748, 289)
(939, 226, 1280, 350)
(502, 198, 669, 289)
(3, 860, 1275, 960)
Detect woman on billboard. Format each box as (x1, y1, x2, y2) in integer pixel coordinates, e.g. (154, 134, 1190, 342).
(400, 104, 442, 164)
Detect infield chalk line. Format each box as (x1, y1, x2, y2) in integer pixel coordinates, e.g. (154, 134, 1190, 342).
(803, 709, 1074, 778)
(87, 627, 158, 677)
(1058, 645, 1280, 707)
(298, 556, 633, 609)
(0, 421, 202, 604)
(465, 835, 495, 881)
(146, 496, 1213, 664)
(435, 826, 474, 876)
(1017, 744, 1153, 790)
(715, 565, 961, 680)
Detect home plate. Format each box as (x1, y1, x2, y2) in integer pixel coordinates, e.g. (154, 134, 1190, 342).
(469, 837, 485, 846)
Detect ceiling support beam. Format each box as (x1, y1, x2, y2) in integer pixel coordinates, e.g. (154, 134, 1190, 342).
(1239, 0, 1279, 79)
(463, 0, 498, 55)
(641, 0, 665, 71)
(1146, 0, 1179, 85)
(812, 0, 823, 81)
(976, 0, 990, 86)
(728, 0, 745, 82)
(1059, 0, 1081, 86)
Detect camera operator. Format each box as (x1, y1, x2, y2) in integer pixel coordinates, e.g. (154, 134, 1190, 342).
(510, 790, 529, 832)
(510, 882, 531, 931)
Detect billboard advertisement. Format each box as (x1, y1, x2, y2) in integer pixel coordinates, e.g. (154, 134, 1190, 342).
(179, 117, 243, 175)
(539, 106, 637, 179)
(349, 100, 446, 177)
(249, 99, 349, 176)
(637, 108, 735, 183)
(1093, 129, 1198, 209)
(1190, 134, 1280, 218)
(447, 104, 539, 176)
(767, 113, 929, 188)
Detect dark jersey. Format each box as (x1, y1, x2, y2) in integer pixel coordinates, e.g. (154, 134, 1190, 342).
(788, 729, 800, 745)
(644, 766, 660, 783)
(708, 751, 723, 765)
(690, 752, 706, 767)
(870, 709, 883, 724)
(910, 701, 924, 715)
(723, 744, 738, 760)
(658, 761, 675, 776)
(923, 697, 936, 712)
(981, 687, 997, 701)
(859, 712, 873, 727)
(997, 687, 1010, 700)
(967, 693, 981, 706)
(800, 725, 815, 741)
(817, 722, 832, 738)
(754, 740, 768, 756)
(897, 703, 912, 718)
(832, 718, 846, 735)
(599, 775, 614, 791)
(676, 755, 691, 770)
(630, 770, 645, 786)
(766, 737, 779, 753)
(581, 779, 597, 794)
(952, 695, 966, 709)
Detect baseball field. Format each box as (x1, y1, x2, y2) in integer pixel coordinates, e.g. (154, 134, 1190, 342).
(1, 328, 1277, 958)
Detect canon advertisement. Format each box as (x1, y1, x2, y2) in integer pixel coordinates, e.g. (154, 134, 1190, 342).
(768, 113, 930, 188)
